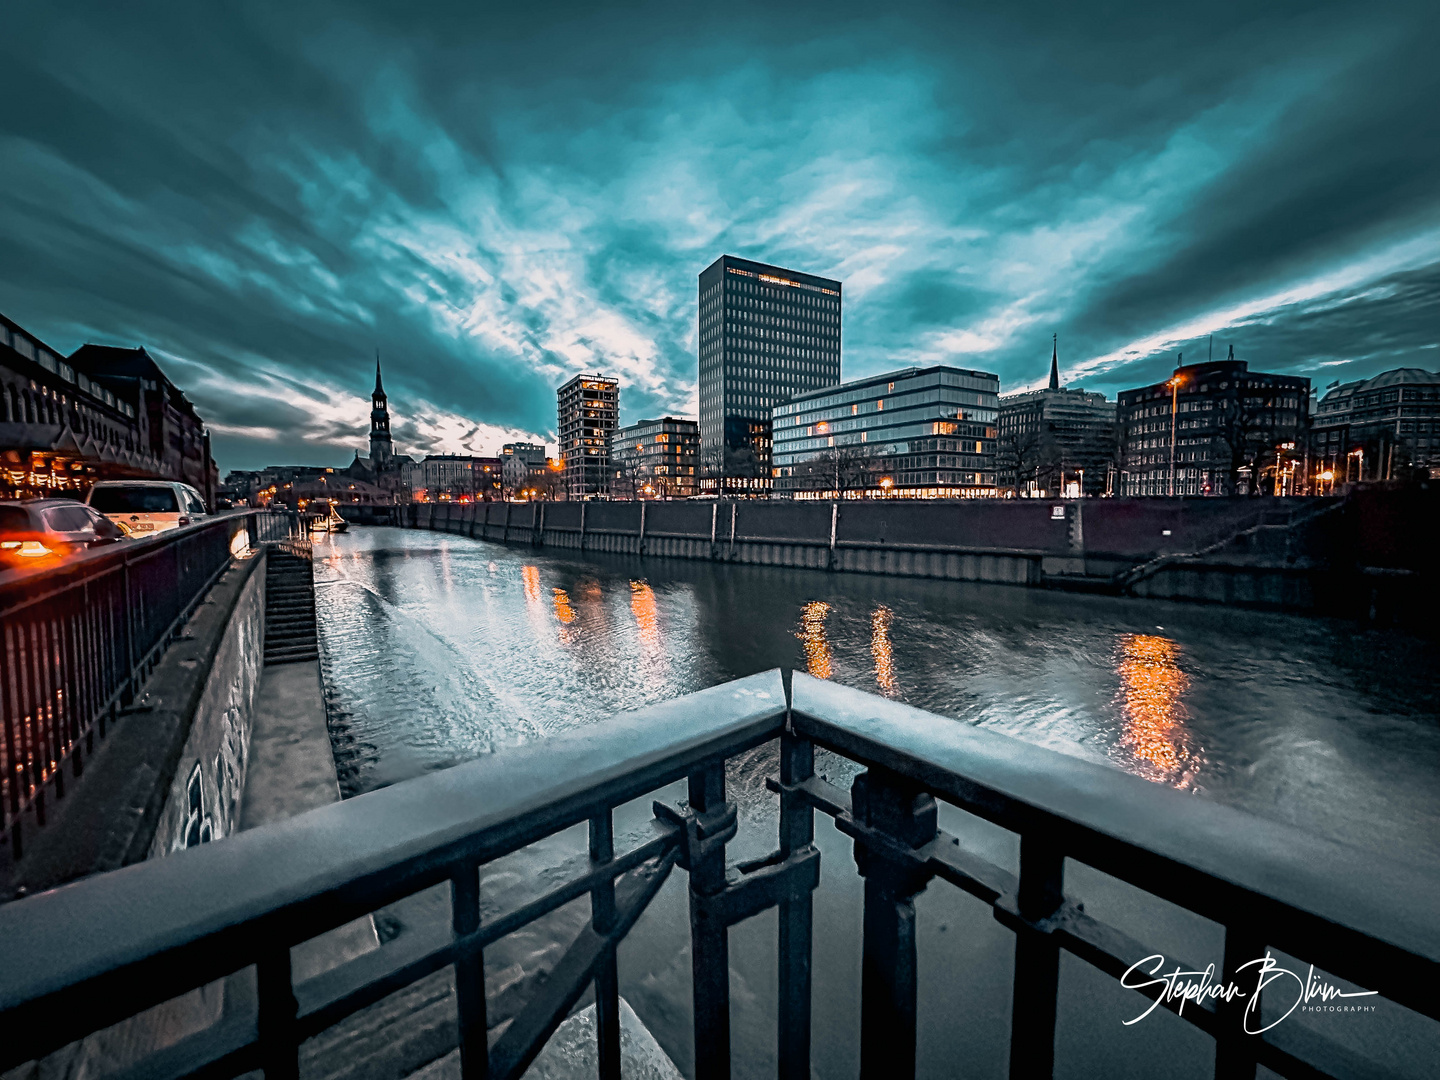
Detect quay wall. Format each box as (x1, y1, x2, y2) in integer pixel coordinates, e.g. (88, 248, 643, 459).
(386, 491, 1438, 623)
(2, 547, 268, 900)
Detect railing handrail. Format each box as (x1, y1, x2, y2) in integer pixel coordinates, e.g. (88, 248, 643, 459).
(789, 674, 1439, 1012)
(0, 673, 787, 1067)
(1, 507, 303, 858)
(0, 669, 1433, 1078)
(0, 508, 285, 615)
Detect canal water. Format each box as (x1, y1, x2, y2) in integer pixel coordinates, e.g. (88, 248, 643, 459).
(311, 526, 1440, 1079)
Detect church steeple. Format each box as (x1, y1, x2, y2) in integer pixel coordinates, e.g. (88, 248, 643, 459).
(369, 350, 393, 468)
(1048, 334, 1060, 391)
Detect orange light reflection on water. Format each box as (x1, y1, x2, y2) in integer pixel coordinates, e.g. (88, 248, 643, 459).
(521, 565, 541, 604)
(630, 580, 661, 652)
(797, 601, 832, 680)
(1115, 633, 1193, 786)
(871, 605, 898, 696)
(552, 588, 576, 624)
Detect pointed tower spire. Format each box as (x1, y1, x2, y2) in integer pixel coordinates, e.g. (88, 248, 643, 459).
(1048, 334, 1060, 390)
(1227, 343, 1234, 362)
(374, 348, 385, 397)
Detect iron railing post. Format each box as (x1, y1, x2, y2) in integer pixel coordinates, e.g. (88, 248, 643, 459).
(1008, 834, 1064, 1080)
(257, 948, 299, 1080)
(1214, 925, 1263, 1079)
(452, 862, 489, 1079)
(590, 811, 621, 1080)
(851, 768, 937, 1080)
(688, 764, 732, 1080)
(776, 729, 814, 1080)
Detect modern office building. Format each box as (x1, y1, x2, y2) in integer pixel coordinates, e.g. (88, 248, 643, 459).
(557, 374, 618, 499)
(997, 339, 1117, 496)
(1118, 348, 1310, 496)
(1310, 367, 1440, 483)
(698, 255, 842, 494)
(610, 416, 700, 498)
(772, 366, 999, 498)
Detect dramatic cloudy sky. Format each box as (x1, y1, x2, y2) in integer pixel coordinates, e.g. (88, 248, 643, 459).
(3, 1, 1438, 472)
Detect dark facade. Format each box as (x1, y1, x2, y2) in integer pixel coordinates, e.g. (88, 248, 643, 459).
(698, 255, 841, 494)
(369, 358, 394, 468)
(1310, 368, 1440, 484)
(557, 374, 618, 499)
(997, 342, 1117, 496)
(67, 343, 218, 504)
(610, 416, 700, 498)
(772, 366, 998, 498)
(1118, 350, 1309, 496)
(1, 313, 163, 499)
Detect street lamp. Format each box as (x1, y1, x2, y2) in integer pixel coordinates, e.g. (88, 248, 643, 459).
(1167, 374, 1183, 497)
(879, 476, 894, 497)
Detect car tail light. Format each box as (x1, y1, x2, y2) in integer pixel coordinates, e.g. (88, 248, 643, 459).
(18, 541, 52, 557)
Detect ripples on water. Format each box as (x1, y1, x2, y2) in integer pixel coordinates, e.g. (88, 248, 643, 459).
(313, 526, 1440, 857)
(311, 527, 1440, 1079)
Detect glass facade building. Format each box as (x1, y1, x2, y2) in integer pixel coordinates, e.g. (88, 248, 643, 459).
(697, 255, 842, 494)
(609, 416, 701, 498)
(772, 365, 999, 498)
(557, 374, 618, 499)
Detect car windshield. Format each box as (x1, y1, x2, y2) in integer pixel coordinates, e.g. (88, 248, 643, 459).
(89, 487, 179, 514)
(0, 506, 32, 533)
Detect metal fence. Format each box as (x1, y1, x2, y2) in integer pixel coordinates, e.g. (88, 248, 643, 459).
(0, 671, 1433, 1079)
(0, 509, 302, 859)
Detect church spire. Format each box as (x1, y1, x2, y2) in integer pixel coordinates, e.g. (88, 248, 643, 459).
(374, 349, 385, 398)
(1048, 334, 1060, 390)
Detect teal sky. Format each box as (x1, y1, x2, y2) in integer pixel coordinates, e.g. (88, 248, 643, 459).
(2, 1, 1438, 472)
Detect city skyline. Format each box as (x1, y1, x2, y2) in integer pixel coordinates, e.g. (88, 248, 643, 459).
(2, 1, 1438, 474)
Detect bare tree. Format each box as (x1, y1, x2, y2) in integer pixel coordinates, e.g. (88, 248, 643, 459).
(793, 445, 880, 497)
(998, 426, 1044, 494)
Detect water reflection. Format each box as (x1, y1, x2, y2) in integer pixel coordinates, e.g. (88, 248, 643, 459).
(630, 580, 661, 652)
(1115, 633, 1195, 786)
(552, 588, 576, 624)
(798, 601, 833, 679)
(871, 605, 898, 696)
(521, 564, 542, 604)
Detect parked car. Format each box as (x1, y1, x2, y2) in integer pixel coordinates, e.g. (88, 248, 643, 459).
(86, 480, 209, 535)
(0, 499, 128, 569)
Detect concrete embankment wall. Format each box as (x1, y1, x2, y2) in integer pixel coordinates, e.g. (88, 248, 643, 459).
(2, 548, 268, 899)
(389, 491, 1438, 624)
(404, 496, 1283, 584)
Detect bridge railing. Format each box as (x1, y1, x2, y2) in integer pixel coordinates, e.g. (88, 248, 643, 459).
(0, 671, 1434, 1080)
(0, 508, 303, 859)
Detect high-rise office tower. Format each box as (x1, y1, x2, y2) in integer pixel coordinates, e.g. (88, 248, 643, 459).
(557, 374, 618, 499)
(697, 255, 842, 494)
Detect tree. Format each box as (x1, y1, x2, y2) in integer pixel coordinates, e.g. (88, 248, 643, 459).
(998, 426, 1044, 495)
(793, 445, 880, 497)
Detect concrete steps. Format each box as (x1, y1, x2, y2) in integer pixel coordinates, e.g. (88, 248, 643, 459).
(265, 550, 318, 666)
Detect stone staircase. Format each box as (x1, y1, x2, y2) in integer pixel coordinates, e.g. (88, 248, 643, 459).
(264, 548, 318, 666)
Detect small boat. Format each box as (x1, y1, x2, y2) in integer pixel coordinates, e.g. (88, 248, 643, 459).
(306, 499, 349, 533)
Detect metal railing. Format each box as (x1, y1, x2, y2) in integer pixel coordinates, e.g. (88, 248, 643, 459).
(0, 509, 302, 859)
(0, 671, 1434, 1079)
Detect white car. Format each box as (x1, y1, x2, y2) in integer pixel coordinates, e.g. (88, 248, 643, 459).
(86, 480, 210, 536)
